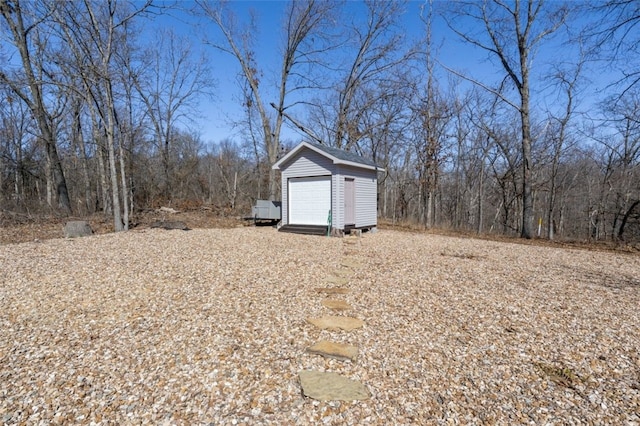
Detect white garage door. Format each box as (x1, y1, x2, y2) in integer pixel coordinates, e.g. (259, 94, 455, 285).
(289, 176, 331, 225)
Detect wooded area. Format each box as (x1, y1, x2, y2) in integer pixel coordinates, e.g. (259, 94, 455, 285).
(1, 0, 639, 243)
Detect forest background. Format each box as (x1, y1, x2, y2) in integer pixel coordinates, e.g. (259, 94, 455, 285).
(1, 0, 639, 243)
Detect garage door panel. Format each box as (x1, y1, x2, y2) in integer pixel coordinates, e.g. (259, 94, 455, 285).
(289, 176, 331, 225)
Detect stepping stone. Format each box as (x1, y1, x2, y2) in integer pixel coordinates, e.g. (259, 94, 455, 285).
(340, 258, 361, 269)
(307, 316, 364, 331)
(322, 298, 352, 311)
(325, 276, 349, 286)
(315, 287, 350, 295)
(332, 268, 354, 278)
(306, 340, 358, 362)
(299, 370, 369, 401)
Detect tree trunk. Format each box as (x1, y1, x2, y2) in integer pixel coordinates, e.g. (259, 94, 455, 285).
(268, 146, 278, 201)
(520, 116, 533, 238)
(0, 0, 72, 214)
(45, 150, 52, 208)
(89, 106, 111, 214)
(47, 129, 72, 213)
(547, 161, 558, 240)
(119, 137, 129, 231)
(106, 128, 122, 230)
(426, 190, 434, 228)
(0, 152, 4, 203)
(15, 136, 22, 201)
(477, 160, 485, 234)
(617, 200, 639, 242)
(519, 33, 533, 239)
(105, 84, 123, 232)
(106, 113, 124, 232)
(73, 100, 93, 214)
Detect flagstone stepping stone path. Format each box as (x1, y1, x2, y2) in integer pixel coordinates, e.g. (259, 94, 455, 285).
(314, 287, 350, 295)
(306, 315, 364, 331)
(340, 259, 362, 269)
(321, 298, 352, 311)
(325, 275, 349, 286)
(306, 340, 359, 362)
(299, 371, 370, 401)
(298, 233, 370, 401)
(332, 268, 354, 278)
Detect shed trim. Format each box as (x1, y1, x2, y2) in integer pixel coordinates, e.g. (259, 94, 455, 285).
(272, 141, 385, 172)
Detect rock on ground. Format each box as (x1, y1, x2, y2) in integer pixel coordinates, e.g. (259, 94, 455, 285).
(63, 220, 93, 238)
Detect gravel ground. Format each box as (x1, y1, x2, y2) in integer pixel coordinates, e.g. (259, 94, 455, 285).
(1, 227, 639, 425)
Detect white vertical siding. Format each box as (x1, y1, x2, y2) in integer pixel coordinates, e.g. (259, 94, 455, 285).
(277, 146, 379, 230)
(338, 165, 378, 228)
(279, 148, 335, 226)
(333, 174, 344, 229)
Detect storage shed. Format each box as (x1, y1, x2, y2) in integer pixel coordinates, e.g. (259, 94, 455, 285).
(272, 141, 384, 235)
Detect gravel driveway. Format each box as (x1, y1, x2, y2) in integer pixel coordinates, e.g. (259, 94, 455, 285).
(1, 227, 639, 424)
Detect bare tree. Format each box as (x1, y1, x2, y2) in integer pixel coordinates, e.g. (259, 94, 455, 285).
(412, 89, 452, 228)
(461, 91, 500, 234)
(603, 92, 640, 241)
(356, 78, 414, 218)
(443, 84, 474, 231)
(543, 57, 583, 239)
(473, 99, 524, 234)
(590, 1, 640, 95)
(414, 0, 452, 228)
(333, 0, 412, 151)
(58, 0, 152, 231)
(441, 0, 569, 238)
(0, 89, 35, 207)
(197, 0, 337, 201)
(0, 0, 72, 213)
(127, 28, 212, 199)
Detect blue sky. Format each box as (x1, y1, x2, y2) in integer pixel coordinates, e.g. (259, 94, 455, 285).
(149, 1, 442, 145)
(147, 1, 615, 146)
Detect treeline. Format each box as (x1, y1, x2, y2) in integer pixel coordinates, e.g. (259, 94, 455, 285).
(1, 0, 639, 243)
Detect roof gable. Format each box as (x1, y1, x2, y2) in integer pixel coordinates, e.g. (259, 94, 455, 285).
(272, 141, 383, 171)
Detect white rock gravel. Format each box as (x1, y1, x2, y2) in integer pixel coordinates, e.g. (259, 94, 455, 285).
(1, 227, 639, 424)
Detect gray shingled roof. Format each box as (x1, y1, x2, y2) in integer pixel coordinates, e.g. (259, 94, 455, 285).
(307, 141, 379, 168)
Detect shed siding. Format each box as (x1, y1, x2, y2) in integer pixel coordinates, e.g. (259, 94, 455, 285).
(277, 145, 379, 231)
(279, 148, 335, 226)
(332, 174, 341, 229)
(337, 165, 378, 228)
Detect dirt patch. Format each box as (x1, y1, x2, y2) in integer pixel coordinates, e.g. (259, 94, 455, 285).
(378, 218, 640, 254)
(0, 209, 246, 245)
(3, 211, 640, 255)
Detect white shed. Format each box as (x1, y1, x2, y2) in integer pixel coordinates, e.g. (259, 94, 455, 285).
(272, 141, 384, 235)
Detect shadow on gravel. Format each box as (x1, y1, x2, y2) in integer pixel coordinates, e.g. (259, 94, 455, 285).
(583, 270, 640, 289)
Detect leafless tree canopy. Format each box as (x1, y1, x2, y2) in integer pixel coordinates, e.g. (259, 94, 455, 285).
(0, 0, 639, 244)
